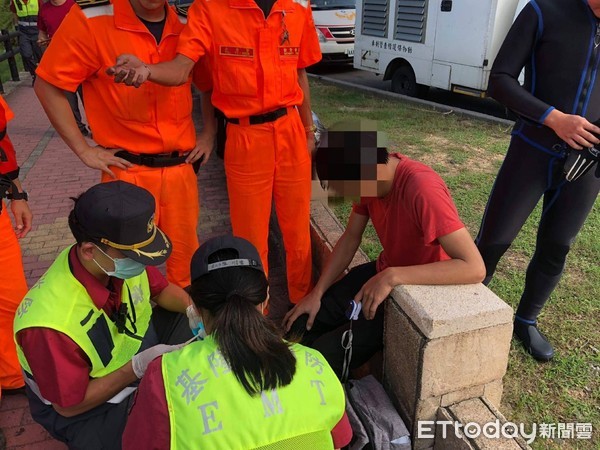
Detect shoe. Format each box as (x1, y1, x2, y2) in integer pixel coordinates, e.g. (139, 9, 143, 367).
(513, 319, 554, 361)
(79, 126, 90, 137)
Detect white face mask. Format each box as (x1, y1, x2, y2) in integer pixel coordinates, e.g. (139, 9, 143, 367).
(93, 245, 146, 279)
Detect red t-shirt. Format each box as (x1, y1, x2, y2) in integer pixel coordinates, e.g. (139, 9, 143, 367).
(122, 356, 353, 449)
(16, 246, 169, 408)
(38, 0, 76, 37)
(352, 153, 465, 272)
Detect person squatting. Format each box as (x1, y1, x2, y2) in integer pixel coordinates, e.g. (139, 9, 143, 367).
(2, 0, 598, 448)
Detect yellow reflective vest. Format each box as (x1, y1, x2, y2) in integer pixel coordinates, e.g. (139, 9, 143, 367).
(162, 336, 346, 449)
(12, 0, 38, 27)
(14, 246, 152, 403)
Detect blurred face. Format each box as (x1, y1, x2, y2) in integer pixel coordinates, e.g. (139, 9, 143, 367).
(326, 163, 390, 199)
(590, 0, 600, 17)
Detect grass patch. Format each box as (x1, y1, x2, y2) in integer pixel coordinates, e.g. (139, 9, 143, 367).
(310, 80, 599, 449)
(0, 9, 26, 86)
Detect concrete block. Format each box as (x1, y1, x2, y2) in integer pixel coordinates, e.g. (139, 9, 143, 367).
(384, 299, 425, 425)
(420, 323, 513, 397)
(447, 398, 530, 449)
(484, 380, 504, 410)
(413, 396, 442, 450)
(441, 385, 485, 407)
(390, 284, 513, 339)
(434, 408, 475, 450)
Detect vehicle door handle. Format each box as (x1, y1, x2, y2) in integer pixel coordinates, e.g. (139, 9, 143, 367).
(441, 0, 452, 12)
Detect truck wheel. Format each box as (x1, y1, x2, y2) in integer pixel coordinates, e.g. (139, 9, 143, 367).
(391, 65, 418, 96)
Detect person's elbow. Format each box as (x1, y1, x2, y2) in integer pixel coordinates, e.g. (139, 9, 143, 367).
(33, 75, 60, 102)
(466, 255, 486, 284)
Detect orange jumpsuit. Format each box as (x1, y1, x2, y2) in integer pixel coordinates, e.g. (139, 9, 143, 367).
(178, 0, 322, 302)
(0, 96, 27, 397)
(36, 0, 199, 287)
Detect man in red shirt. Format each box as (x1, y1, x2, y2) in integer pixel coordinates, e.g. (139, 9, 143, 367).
(37, 0, 89, 136)
(283, 121, 486, 377)
(14, 181, 193, 449)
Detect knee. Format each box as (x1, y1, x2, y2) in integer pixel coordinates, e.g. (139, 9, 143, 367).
(533, 241, 570, 276)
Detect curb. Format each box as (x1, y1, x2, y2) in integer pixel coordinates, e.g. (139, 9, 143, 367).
(308, 73, 515, 127)
(1, 72, 33, 97)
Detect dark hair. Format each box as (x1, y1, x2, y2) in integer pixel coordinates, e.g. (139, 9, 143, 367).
(315, 129, 389, 181)
(190, 249, 296, 396)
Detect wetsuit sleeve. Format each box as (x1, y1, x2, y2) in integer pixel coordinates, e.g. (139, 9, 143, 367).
(488, 3, 554, 124)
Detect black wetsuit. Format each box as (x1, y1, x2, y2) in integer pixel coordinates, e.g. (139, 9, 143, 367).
(476, 0, 600, 322)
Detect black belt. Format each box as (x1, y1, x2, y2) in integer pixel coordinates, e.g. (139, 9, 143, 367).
(226, 107, 288, 125)
(115, 150, 188, 168)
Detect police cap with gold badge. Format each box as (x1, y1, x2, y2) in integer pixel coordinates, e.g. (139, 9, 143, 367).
(71, 181, 171, 266)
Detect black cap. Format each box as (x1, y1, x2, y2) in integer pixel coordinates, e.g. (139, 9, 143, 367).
(191, 235, 263, 282)
(73, 181, 171, 266)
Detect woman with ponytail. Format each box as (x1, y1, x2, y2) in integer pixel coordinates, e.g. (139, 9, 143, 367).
(123, 235, 351, 450)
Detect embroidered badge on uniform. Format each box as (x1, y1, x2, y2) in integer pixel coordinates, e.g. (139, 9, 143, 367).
(279, 47, 300, 57)
(219, 46, 255, 58)
(75, 0, 110, 9)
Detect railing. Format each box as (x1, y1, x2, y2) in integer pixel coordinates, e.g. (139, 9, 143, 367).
(0, 28, 21, 94)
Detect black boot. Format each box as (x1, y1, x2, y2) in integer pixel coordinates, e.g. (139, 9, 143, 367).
(513, 318, 554, 361)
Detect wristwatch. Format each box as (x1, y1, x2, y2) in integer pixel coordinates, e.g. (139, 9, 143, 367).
(10, 190, 28, 201)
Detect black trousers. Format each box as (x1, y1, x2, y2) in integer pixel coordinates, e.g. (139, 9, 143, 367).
(18, 26, 41, 76)
(27, 307, 192, 450)
(476, 136, 599, 321)
(290, 262, 383, 378)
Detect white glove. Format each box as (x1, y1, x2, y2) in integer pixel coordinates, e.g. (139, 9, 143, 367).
(131, 343, 185, 378)
(186, 304, 201, 331)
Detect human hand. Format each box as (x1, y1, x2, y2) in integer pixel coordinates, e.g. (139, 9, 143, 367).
(78, 145, 133, 178)
(283, 290, 323, 332)
(544, 110, 600, 150)
(354, 269, 395, 320)
(186, 130, 214, 165)
(37, 38, 50, 48)
(131, 343, 186, 378)
(186, 304, 201, 330)
(106, 54, 150, 88)
(10, 198, 32, 238)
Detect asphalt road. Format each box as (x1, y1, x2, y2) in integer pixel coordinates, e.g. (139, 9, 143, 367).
(308, 63, 513, 120)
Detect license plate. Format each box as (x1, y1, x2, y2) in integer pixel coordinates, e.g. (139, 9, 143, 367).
(345, 48, 354, 57)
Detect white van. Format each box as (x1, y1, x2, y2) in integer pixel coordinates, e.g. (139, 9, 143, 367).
(311, 0, 356, 63)
(353, 0, 529, 96)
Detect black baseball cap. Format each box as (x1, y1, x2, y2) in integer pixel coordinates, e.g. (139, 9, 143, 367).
(72, 181, 171, 266)
(191, 235, 263, 282)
